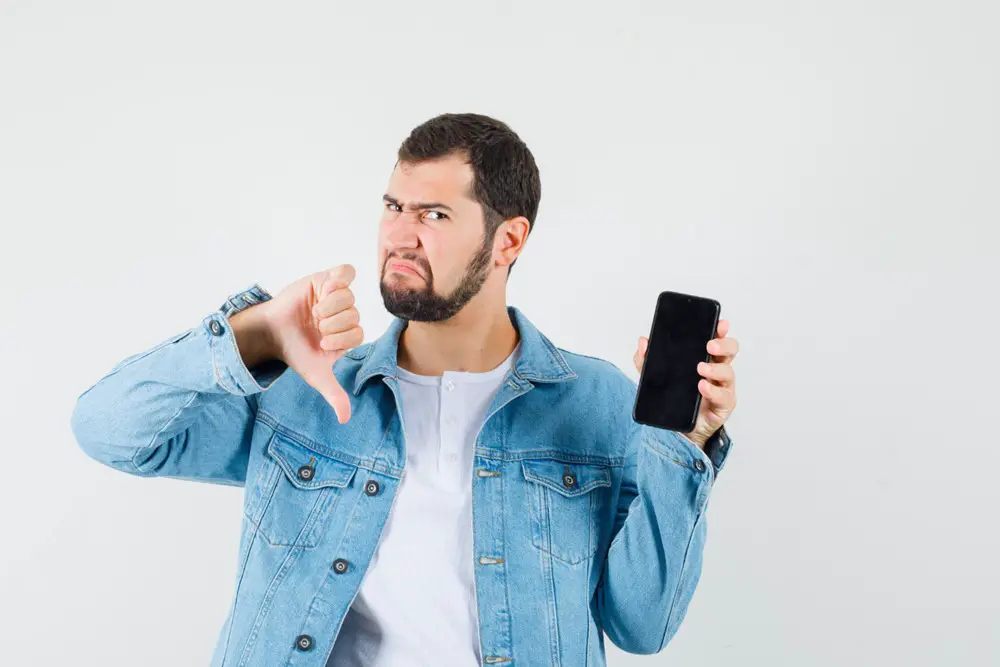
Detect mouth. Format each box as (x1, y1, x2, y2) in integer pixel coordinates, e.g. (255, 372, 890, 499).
(387, 260, 423, 278)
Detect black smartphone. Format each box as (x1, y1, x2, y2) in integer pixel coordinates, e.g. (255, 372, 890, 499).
(632, 291, 721, 432)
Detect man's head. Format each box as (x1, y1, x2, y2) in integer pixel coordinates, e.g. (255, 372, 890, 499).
(378, 113, 540, 322)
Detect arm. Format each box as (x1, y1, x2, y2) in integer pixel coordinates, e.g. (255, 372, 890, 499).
(69, 283, 288, 486)
(595, 422, 734, 654)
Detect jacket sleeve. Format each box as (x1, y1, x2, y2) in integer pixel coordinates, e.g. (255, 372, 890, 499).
(595, 417, 734, 654)
(69, 283, 288, 486)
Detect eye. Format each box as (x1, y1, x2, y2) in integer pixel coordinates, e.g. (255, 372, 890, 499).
(384, 201, 402, 213)
(424, 210, 448, 221)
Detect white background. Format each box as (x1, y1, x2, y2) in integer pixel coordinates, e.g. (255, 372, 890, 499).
(1, 1, 997, 665)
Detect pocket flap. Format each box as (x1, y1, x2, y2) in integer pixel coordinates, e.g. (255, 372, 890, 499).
(267, 433, 359, 490)
(521, 459, 611, 498)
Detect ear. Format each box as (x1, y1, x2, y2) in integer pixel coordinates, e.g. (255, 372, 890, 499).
(495, 216, 530, 268)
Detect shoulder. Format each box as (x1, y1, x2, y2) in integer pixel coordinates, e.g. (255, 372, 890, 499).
(557, 346, 637, 397)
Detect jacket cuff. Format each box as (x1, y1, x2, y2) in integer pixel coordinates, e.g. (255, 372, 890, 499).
(202, 283, 287, 395)
(702, 425, 734, 476)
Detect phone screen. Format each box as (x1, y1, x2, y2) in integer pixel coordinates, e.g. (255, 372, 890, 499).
(633, 291, 720, 432)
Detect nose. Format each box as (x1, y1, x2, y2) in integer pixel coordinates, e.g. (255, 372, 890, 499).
(384, 213, 420, 250)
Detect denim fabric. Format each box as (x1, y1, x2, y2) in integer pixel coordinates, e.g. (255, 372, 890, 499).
(71, 283, 734, 666)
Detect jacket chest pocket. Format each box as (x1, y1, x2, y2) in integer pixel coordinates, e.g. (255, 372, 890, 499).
(245, 432, 359, 548)
(521, 458, 612, 565)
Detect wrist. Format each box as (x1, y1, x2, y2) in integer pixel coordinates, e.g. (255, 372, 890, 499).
(230, 303, 281, 367)
(680, 432, 706, 450)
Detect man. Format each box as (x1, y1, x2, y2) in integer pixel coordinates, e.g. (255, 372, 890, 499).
(71, 112, 739, 666)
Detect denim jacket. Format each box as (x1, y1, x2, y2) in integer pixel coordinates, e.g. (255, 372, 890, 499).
(70, 282, 734, 667)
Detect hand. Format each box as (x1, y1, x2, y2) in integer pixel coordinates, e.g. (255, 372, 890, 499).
(259, 265, 364, 424)
(633, 319, 739, 449)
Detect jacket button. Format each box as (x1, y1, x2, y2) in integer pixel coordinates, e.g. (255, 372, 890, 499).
(208, 320, 224, 336)
(295, 634, 314, 651)
(364, 480, 380, 496)
(562, 472, 576, 488)
(333, 558, 349, 574)
(297, 465, 314, 481)
(693, 460, 706, 473)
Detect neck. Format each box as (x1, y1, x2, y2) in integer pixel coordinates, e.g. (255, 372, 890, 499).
(396, 297, 519, 376)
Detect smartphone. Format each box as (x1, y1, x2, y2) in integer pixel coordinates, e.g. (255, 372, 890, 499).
(632, 291, 721, 432)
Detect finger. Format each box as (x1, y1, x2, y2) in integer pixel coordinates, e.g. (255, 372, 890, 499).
(697, 361, 734, 387)
(318, 306, 360, 335)
(698, 379, 736, 410)
(322, 264, 356, 297)
(707, 337, 739, 362)
(313, 287, 356, 319)
(315, 265, 356, 309)
(633, 336, 648, 374)
(716, 319, 730, 338)
(319, 326, 364, 352)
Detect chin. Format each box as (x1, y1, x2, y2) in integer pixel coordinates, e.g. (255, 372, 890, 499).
(382, 275, 418, 291)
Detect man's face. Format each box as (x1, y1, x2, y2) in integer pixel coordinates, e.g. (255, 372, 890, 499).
(378, 154, 496, 322)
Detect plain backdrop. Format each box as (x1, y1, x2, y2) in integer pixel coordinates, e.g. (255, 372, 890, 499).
(1, 1, 997, 665)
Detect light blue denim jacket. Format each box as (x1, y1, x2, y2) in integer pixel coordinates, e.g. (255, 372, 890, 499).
(70, 282, 733, 667)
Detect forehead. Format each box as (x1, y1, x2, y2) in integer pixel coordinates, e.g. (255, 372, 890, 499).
(387, 154, 476, 205)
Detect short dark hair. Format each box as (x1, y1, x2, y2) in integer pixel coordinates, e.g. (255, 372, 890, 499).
(397, 113, 541, 275)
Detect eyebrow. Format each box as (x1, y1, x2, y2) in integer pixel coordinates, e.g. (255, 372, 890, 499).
(383, 194, 455, 213)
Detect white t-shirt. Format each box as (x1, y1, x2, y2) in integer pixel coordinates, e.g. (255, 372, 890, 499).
(326, 343, 521, 666)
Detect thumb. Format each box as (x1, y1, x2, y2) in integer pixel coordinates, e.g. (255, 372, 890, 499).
(303, 353, 353, 424)
(324, 380, 352, 425)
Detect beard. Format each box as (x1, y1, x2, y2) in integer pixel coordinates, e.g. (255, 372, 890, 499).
(380, 238, 493, 322)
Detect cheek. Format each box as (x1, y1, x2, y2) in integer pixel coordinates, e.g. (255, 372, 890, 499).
(429, 242, 473, 283)
(376, 225, 395, 267)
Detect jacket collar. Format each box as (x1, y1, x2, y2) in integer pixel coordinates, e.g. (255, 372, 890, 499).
(350, 305, 577, 396)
